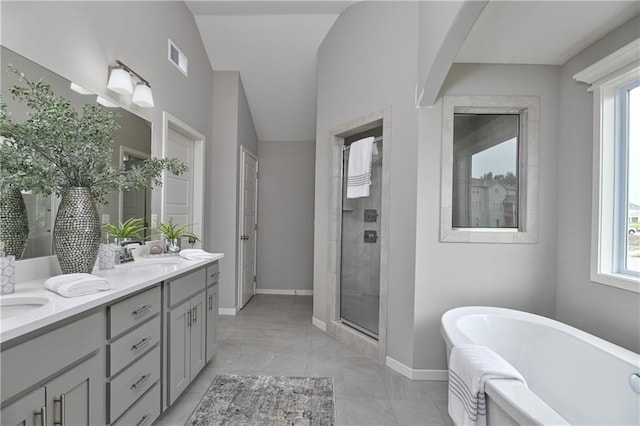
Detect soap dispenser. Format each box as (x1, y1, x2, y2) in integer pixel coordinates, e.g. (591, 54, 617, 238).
(0, 242, 16, 295)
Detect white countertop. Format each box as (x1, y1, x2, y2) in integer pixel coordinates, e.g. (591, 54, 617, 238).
(0, 253, 224, 344)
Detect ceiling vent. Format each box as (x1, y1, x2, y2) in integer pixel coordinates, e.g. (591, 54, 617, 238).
(168, 39, 188, 77)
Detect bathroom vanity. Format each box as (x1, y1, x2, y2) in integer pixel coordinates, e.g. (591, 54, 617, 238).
(0, 254, 223, 426)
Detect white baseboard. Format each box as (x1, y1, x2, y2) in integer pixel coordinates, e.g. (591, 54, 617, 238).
(256, 289, 313, 296)
(218, 307, 238, 316)
(386, 356, 448, 381)
(312, 317, 326, 331)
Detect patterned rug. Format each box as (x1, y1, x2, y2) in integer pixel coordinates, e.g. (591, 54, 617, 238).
(186, 375, 335, 426)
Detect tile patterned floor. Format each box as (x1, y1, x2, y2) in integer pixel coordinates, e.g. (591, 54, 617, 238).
(155, 295, 453, 426)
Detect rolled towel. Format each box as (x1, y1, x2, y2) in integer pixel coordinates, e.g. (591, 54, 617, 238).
(448, 344, 527, 426)
(179, 249, 217, 261)
(45, 273, 111, 298)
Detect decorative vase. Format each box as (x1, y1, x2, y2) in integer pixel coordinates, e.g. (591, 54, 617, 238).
(0, 187, 29, 259)
(53, 187, 101, 274)
(166, 238, 181, 253)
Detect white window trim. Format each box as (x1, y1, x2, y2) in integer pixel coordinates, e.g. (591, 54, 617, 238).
(440, 95, 540, 244)
(574, 38, 640, 293)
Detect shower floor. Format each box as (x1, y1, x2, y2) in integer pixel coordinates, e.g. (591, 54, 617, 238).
(340, 294, 379, 337)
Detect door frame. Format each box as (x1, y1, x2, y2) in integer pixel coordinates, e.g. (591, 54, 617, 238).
(237, 146, 259, 309)
(118, 145, 150, 224)
(161, 111, 205, 247)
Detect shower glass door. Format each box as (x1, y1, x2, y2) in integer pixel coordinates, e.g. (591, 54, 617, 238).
(340, 132, 382, 339)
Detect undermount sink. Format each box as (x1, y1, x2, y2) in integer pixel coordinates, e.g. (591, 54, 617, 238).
(125, 260, 181, 273)
(0, 296, 50, 320)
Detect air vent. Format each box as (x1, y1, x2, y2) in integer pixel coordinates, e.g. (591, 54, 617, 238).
(168, 39, 188, 77)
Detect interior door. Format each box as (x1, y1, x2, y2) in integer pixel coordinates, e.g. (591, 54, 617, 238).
(239, 148, 258, 309)
(163, 127, 195, 243)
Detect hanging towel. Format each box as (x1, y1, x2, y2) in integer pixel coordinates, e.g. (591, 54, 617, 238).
(44, 273, 111, 298)
(179, 249, 217, 261)
(448, 344, 527, 426)
(346, 136, 375, 199)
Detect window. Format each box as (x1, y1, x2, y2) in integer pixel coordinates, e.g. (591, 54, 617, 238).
(615, 80, 639, 277)
(440, 96, 539, 243)
(574, 37, 640, 292)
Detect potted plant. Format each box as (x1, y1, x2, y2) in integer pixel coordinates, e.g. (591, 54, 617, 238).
(102, 217, 146, 243)
(152, 218, 199, 253)
(0, 66, 187, 273)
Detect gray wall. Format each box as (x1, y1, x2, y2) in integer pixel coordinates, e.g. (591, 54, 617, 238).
(413, 63, 561, 370)
(209, 71, 259, 310)
(314, 1, 420, 367)
(555, 16, 640, 353)
(257, 140, 315, 292)
(2, 0, 214, 250)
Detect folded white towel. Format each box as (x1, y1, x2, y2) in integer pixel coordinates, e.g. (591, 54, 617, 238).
(448, 344, 527, 426)
(44, 273, 110, 298)
(179, 249, 217, 261)
(346, 136, 375, 199)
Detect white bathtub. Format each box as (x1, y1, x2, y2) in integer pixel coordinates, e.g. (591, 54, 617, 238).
(441, 306, 640, 426)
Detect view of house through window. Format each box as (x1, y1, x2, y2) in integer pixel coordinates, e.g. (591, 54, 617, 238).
(622, 83, 639, 275)
(452, 114, 519, 229)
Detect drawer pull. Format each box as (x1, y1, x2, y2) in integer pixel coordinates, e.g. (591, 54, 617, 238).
(131, 373, 152, 390)
(34, 405, 46, 426)
(137, 412, 152, 426)
(131, 336, 152, 351)
(53, 394, 65, 426)
(131, 304, 152, 316)
(210, 272, 220, 279)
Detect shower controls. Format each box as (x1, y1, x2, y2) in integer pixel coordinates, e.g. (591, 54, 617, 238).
(364, 230, 378, 243)
(364, 209, 378, 222)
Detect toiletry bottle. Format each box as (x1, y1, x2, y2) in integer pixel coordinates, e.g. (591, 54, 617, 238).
(0, 241, 16, 295)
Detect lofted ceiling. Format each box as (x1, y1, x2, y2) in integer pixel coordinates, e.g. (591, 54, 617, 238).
(186, 1, 639, 142)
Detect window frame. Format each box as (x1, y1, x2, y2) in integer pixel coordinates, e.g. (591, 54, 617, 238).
(440, 95, 540, 243)
(574, 37, 640, 292)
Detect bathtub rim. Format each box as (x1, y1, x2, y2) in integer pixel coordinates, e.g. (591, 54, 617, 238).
(440, 306, 639, 426)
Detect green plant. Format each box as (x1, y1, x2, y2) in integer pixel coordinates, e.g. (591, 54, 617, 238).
(153, 218, 199, 241)
(0, 66, 187, 204)
(102, 217, 146, 240)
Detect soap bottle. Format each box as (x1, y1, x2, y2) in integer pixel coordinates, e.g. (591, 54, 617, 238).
(0, 242, 16, 295)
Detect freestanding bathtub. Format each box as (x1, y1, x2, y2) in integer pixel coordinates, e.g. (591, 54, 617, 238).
(441, 306, 640, 426)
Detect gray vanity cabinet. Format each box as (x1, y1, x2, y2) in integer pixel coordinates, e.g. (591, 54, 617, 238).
(0, 311, 105, 426)
(205, 265, 219, 362)
(166, 268, 207, 406)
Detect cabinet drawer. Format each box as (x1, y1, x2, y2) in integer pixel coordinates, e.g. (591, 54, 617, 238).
(206, 262, 220, 287)
(168, 268, 206, 307)
(112, 382, 160, 426)
(108, 318, 160, 376)
(108, 346, 160, 422)
(108, 286, 160, 338)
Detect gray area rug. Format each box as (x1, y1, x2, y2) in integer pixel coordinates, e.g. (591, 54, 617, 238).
(187, 375, 335, 426)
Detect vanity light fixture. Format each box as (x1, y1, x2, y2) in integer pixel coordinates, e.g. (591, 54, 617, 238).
(106, 65, 133, 95)
(131, 82, 154, 107)
(96, 96, 119, 108)
(107, 60, 154, 107)
(70, 82, 93, 95)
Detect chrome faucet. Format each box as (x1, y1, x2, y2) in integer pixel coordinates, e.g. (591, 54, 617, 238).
(117, 240, 143, 264)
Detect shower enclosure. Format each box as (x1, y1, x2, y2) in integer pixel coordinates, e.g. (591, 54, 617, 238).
(339, 129, 383, 339)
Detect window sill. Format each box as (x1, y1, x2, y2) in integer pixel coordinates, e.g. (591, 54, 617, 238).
(441, 228, 537, 244)
(590, 271, 640, 294)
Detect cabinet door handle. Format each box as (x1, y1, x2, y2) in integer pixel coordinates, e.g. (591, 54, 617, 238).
(137, 412, 152, 426)
(34, 405, 46, 426)
(131, 373, 151, 390)
(187, 309, 192, 327)
(131, 304, 152, 316)
(54, 394, 65, 426)
(131, 336, 152, 351)
(208, 295, 212, 310)
(193, 306, 197, 324)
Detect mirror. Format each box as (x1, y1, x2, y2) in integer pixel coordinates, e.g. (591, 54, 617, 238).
(1, 46, 152, 260)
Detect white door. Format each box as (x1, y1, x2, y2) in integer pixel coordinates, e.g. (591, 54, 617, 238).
(239, 148, 258, 309)
(163, 127, 195, 241)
